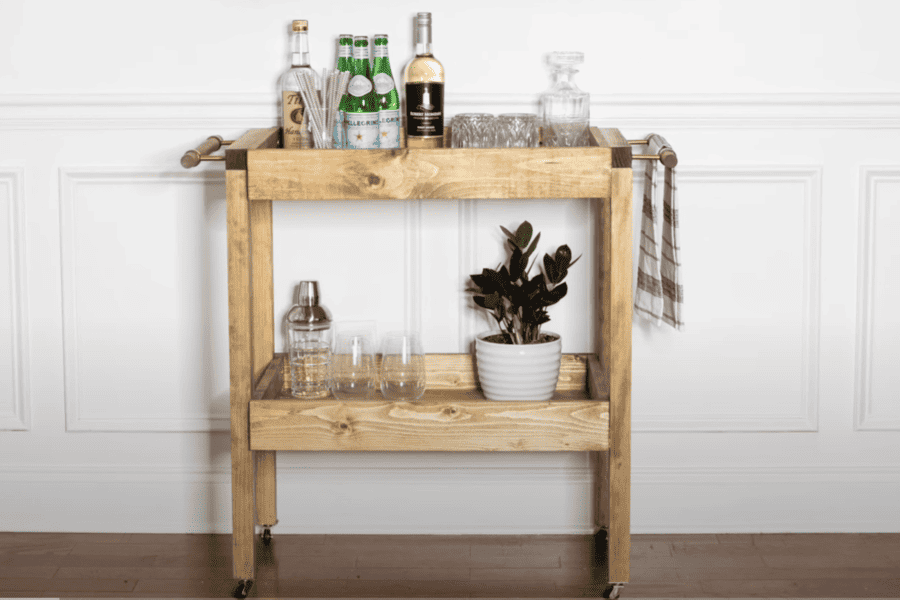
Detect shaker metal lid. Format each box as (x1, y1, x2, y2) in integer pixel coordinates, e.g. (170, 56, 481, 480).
(298, 280, 320, 307)
(288, 281, 332, 328)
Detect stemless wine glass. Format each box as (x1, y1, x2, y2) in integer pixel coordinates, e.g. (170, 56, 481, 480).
(331, 321, 377, 400)
(379, 331, 426, 400)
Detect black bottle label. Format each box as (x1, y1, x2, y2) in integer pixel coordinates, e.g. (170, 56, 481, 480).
(405, 82, 444, 137)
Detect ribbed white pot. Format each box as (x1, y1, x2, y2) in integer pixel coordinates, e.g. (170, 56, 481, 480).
(474, 331, 562, 401)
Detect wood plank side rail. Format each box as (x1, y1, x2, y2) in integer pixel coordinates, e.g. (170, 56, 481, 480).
(220, 125, 632, 596)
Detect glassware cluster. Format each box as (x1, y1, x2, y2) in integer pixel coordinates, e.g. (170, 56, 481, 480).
(285, 283, 425, 401)
(449, 113, 540, 148)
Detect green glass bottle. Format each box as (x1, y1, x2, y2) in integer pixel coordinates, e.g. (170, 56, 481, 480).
(373, 34, 401, 149)
(333, 34, 353, 149)
(346, 36, 379, 149)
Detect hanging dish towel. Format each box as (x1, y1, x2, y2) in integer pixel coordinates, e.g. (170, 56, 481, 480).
(634, 144, 684, 330)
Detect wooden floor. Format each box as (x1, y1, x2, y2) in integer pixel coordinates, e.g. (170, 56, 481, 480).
(0, 532, 899, 598)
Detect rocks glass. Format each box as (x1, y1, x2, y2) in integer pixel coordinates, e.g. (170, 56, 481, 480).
(450, 113, 497, 148)
(496, 113, 540, 148)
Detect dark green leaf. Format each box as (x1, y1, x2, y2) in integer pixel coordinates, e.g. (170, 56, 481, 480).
(510, 247, 526, 281)
(499, 225, 516, 242)
(544, 282, 568, 306)
(555, 245, 573, 270)
(543, 253, 558, 283)
(523, 232, 541, 261)
(514, 221, 533, 248)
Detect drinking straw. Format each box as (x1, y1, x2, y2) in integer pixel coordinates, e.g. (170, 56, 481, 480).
(295, 72, 325, 148)
(292, 69, 352, 149)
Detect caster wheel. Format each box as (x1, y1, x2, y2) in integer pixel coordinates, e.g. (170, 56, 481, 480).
(603, 583, 624, 599)
(261, 528, 272, 544)
(234, 579, 253, 598)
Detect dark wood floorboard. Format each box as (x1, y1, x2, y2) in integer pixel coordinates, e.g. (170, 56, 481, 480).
(0, 532, 898, 597)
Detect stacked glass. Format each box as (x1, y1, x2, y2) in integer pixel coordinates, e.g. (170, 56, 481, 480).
(450, 113, 539, 148)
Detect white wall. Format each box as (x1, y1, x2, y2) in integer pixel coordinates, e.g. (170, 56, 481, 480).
(1, 0, 899, 534)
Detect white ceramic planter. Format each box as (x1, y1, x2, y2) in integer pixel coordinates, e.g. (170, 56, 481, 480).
(474, 331, 562, 401)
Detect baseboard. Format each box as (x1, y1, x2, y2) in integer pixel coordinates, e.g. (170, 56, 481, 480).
(1, 463, 898, 533)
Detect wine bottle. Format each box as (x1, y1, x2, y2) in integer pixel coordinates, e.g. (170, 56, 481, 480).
(279, 20, 317, 149)
(346, 36, 380, 150)
(402, 12, 445, 149)
(373, 34, 401, 149)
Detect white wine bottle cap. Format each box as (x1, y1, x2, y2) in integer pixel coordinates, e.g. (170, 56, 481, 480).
(292, 20, 308, 32)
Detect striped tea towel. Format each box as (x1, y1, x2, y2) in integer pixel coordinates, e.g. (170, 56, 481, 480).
(635, 159, 684, 330)
(634, 160, 663, 324)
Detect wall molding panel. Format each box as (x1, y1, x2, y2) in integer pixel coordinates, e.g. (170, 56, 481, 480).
(633, 166, 823, 432)
(855, 167, 900, 431)
(59, 167, 228, 432)
(0, 166, 31, 431)
(1, 93, 899, 130)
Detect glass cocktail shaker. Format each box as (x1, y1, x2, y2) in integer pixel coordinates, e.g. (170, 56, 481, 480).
(286, 281, 332, 399)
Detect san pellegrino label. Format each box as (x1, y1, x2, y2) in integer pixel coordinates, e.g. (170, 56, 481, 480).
(378, 109, 401, 149)
(346, 112, 380, 149)
(349, 75, 374, 96)
(374, 73, 395, 95)
(373, 35, 400, 149)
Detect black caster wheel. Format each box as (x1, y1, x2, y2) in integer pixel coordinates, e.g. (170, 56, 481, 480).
(261, 528, 272, 544)
(234, 578, 253, 598)
(603, 583, 624, 599)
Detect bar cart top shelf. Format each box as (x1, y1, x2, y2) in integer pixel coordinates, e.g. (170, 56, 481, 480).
(224, 126, 633, 201)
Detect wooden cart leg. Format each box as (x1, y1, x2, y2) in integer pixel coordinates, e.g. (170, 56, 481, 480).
(250, 199, 277, 534)
(594, 164, 632, 590)
(607, 168, 633, 586)
(227, 167, 256, 582)
(255, 451, 277, 531)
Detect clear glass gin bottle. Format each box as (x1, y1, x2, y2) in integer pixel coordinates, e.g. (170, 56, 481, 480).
(286, 281, 332, 399)
(279, 20, 317, 149)
(539, 51, 590, 147)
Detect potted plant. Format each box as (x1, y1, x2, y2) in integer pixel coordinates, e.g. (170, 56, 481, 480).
(467, 221, 580, 401)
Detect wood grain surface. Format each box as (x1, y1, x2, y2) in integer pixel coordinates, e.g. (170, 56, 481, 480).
(225, 167, 255, 580)
(246, 147, 612, 201)
(250, 398, 609, 452)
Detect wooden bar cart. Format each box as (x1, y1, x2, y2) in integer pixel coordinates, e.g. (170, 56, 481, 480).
(184, 127, 634, 598)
